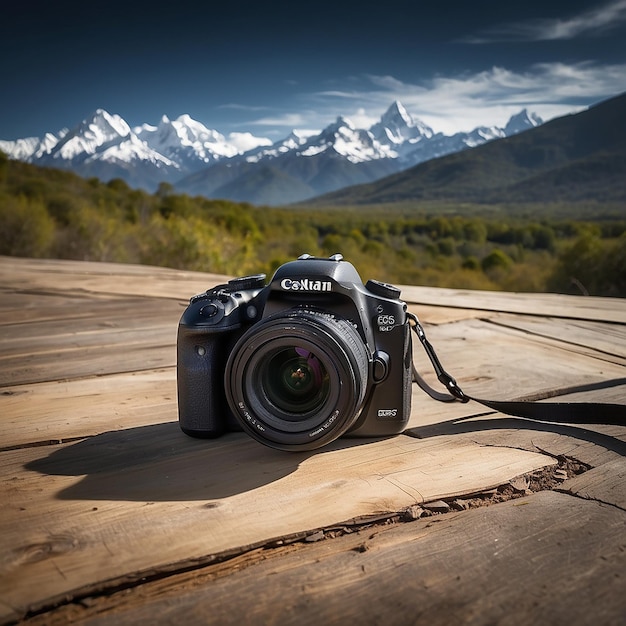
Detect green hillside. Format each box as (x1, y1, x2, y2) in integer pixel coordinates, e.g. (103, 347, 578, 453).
(1, 150, 625, 297)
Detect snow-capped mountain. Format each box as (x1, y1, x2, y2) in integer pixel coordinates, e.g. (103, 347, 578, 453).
(0, 130, 68, 161)
(0, 103, 543, 204)
(52, 109, 133, 160)
(243, 131, 310, 163)
(370, 101, 434, 157)
(134, 114, 251, 168)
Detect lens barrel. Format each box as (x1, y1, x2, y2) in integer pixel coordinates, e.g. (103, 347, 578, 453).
(225, 309, 370, 451)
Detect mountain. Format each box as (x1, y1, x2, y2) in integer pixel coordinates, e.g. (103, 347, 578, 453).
(174, 103, 543, 204)
(307, 92, 626, 206)
(0, 109, 270, 191)
(0, 103, 543, 204)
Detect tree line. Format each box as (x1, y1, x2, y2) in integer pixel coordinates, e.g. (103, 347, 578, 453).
(1, 153, 624, 297)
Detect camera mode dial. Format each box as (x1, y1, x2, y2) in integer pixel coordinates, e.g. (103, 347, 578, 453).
(228, 274, 266, 291)
(366, 279, 401, 300)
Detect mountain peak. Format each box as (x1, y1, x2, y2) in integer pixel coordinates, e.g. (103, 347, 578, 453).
(84, 109, 131, 138)
(504, 109, 544, 136)
(370, 101, 434, 146)
(49, 109, 132, 160)
(329, 116, 355, 131)
(382, 101, 413, 127)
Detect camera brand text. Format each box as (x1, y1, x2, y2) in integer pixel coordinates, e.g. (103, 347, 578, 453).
(280, 278, 332, 292)
(377, 314, 396, 332)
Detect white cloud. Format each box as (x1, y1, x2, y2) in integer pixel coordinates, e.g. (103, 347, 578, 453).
(236, 61, 626, 137)
(227, 131, 272, 152)
(250, 112, 313, 128)
(463, 0, 626, 43)
(303, 62, 626, 134)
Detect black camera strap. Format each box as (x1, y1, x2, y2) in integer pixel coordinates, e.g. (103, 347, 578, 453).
(408, 313, 626, 426)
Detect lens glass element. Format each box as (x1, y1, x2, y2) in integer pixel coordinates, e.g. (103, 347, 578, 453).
(262, 346, 330, 416)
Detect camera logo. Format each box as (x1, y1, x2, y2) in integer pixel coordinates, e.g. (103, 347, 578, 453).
(280, 278, 332, 292)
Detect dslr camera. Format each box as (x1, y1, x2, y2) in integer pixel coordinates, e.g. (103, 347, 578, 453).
(177, 254, 412, 451)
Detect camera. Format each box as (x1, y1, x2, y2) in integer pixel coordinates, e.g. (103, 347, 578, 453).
(177, 254, 412, 451)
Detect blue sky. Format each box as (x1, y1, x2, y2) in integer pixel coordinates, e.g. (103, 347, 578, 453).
(2, 0, 626, 141)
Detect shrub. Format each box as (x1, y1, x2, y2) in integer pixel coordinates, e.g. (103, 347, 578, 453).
(0, 195, 54, 257)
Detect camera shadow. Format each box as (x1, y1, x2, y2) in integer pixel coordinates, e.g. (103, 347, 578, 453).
(406, 414, 626, 456)
(25, 421, 379, 502)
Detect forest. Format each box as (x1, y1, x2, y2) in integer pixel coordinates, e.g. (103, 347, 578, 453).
(1, 152, 625, 297)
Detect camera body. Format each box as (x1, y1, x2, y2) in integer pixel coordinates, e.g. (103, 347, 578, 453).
(177, 254, 412, 451)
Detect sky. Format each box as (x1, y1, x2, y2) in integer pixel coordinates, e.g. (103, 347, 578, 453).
(1, 0, 626, 144)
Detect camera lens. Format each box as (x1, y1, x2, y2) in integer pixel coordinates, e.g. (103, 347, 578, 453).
(262, 346, 330, 416)
(225, 309, 370, 451)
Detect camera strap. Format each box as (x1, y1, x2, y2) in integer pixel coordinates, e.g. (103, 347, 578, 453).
(407, 313, 626, 426)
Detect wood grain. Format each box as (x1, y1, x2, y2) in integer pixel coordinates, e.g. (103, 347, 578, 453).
(1, 256, 624, 624)
(0, 431, 555, 620)
(25, 492, 626, 626)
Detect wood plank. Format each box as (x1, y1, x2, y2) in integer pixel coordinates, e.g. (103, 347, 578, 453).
(409, 316, 626, 401)
(0, 292, 183, 328)
(0, 256, 228, 302)
(560, 457, 626, 509)
(0, 369, 177, 449)
(484, 313, 626, 360)
(402, 283, 626, 323)
(25, 491, 626, 626)
(0, 430, 555, 621)
(0, 338, 175, 387)
(2, 281, 622, 449)
(408, 385, 626, 470)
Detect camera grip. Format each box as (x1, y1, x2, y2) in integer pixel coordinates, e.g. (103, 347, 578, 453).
(177, 326, 231, 437)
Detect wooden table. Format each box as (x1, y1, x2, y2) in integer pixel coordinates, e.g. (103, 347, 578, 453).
(1, 255, 625, 625)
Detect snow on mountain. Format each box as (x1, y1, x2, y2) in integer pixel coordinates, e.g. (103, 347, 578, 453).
(243, 131, 312, 163)
(135, 114, 247, 166)
(0, 136, 41, 160)
(370, 101, 434, 147)
(297, 116, 394, 163)
(85, 132, 177, 169)
(0, 109, 273, 188)
(53, 109, 132, 160)
(0, 130, 67, 161)
(460, 126, 506, 148)
(0, 103, 545, 201)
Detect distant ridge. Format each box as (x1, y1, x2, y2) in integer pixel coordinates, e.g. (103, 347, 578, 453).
(307, 92, 626, 206)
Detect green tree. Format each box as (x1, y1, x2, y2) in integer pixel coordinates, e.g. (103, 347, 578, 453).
(481, 248, 513, 272)
(548, 234, 626, 296)
(0, 195, 55, 257)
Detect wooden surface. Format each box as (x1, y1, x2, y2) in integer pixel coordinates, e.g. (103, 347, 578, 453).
(1, 255, 625, 625)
